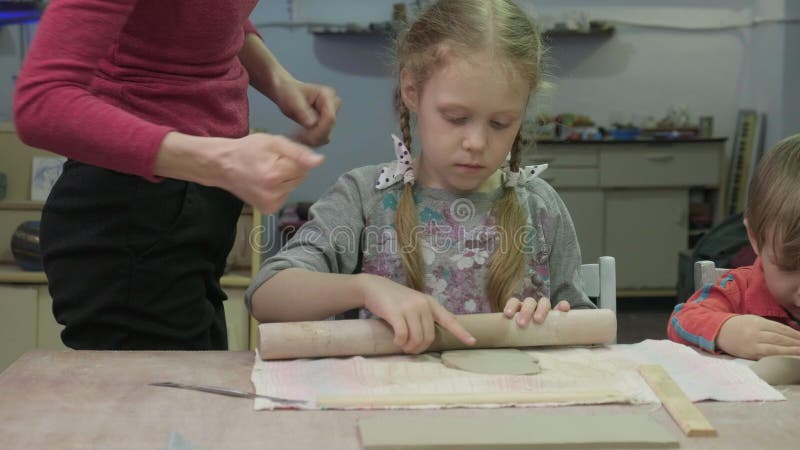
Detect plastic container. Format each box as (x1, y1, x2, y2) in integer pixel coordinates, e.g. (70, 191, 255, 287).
(611, 128, 639, 140)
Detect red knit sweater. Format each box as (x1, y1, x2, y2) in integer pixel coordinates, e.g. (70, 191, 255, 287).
(13, 0, 259, 181)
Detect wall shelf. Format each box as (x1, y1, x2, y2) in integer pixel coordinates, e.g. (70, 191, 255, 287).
(543, 21, 615, 39)
(310, 21, 397, 37)
(308, 20, 615, 39)
(0, 6, 42, 26)
(0, 264, 46, 284)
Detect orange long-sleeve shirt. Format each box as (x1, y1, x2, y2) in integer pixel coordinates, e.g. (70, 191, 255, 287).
(668, 258, 800, 353)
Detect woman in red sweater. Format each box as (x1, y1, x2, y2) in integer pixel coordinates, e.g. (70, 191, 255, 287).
(12, 0, 340, 350)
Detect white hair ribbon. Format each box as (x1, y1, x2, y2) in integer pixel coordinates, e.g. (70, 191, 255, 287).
(375, 134, 416, 189)
(502, 161, 548, 187)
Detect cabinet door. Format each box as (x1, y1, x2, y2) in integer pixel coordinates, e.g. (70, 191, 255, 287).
(557, 190, 604, 264)
(36, 287, 68, 350)
(0, 285, 37, 371)
(605, 190, 688, 289)
(225, 288, 250, 351)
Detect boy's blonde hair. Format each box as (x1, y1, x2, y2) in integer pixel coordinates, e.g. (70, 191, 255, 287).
(394, 0, 543, 311)
(745, 134, 800, 270)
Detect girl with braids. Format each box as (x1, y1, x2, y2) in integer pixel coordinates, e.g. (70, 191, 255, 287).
(246, 0, 594, 354)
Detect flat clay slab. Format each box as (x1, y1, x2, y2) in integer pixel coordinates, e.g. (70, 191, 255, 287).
(441, 348, 541, 375)
(359, 413, 678, 449)
(750, 355, 800, 385)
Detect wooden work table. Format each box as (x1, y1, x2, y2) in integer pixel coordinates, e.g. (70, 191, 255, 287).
(0, 350, 796, 449)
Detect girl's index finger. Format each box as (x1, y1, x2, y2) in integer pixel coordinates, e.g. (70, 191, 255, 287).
(431, 304, 476, 346)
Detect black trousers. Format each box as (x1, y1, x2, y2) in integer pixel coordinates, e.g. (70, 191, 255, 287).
(40, 161, 243, 350)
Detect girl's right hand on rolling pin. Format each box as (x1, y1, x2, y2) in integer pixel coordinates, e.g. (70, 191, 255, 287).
(216, 133, 324, 214)
(356, 273, 476, 354)
(502, 296, 571, 328)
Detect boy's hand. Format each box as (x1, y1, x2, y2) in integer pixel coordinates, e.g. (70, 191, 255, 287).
(717, 314, 800, 360)
(503, 296, 571, 328)
(357, 274, 476, 354)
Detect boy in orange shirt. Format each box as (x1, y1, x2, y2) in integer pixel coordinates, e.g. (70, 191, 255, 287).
(668, 134, 800, 360)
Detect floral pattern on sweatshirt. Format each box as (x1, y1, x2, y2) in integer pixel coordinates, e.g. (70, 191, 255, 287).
(360, 192, 553, 317)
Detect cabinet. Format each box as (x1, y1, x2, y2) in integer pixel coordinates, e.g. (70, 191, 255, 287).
(0, 123, 257, 371)
(0, 285, 37, 370)
(531, 139, 725, 295)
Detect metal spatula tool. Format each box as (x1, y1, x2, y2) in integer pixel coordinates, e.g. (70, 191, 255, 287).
(150, 381, 307, 405)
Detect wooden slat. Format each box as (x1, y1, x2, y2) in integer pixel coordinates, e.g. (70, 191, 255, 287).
(639, 364, 717, 437)
(0, 201, 45, 211)
(318, 390, 626, 409)
(219, 272, 251, 288)
(0, 265, 47, 284)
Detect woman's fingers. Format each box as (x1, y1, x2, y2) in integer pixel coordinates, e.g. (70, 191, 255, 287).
(293, 84, 340, 146)
(269, 135, 325, 168)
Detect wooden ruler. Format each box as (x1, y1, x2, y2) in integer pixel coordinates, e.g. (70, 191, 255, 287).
(639, 364, 717, 437)
(725, 110, 757, 215)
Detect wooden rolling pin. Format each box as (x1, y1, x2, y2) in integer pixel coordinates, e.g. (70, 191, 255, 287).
(258, 309, 616, 360)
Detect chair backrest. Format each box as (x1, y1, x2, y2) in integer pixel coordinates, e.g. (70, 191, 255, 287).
(581, 256, 616, 313)
(693, 260, 731, 291)
(581, 256, 616, 344)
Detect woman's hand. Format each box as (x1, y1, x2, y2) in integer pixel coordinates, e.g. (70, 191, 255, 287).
(155, 132, 324, 214)
(271, 77, 341, 147)
(356, 274, 476, 354)
(502, 296, 571, 328)
(215, 133, 324, 213)
(159, 132, 322, 214)
(238, 34, 341, 147)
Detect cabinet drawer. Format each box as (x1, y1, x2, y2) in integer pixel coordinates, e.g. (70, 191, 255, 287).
(530, 146, 599, 167)
(540, 168, 599, 188)
(600, 143, 721, 187)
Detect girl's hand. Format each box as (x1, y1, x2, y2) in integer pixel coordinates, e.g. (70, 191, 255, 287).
(356, 274, 476, 354)
(502, 296, 571, 328)
(717, 314, 800, 360)
(271, 77, 341, 147)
